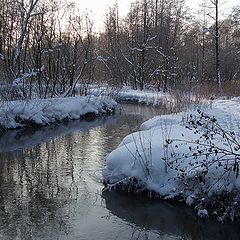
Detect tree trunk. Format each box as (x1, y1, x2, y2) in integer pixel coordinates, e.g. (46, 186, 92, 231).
(215, 0, 221, 92)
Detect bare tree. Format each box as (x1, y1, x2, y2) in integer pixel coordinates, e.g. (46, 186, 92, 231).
(212, 0, 221, 91)
(12, 0, 40, 77)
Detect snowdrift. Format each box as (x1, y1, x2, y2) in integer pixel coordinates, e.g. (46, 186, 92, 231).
(103, 98, 240, 221)
(0, 96, 117, 131)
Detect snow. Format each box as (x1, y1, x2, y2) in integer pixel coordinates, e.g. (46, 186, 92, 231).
(0, 95, 117, 130)
(212, 97, 240, 117)
(12, 67, 44, 86)
(103, 97, 240, 220)
(96, 56, 109, 62)
(12, 78, 24, 87)
(198, 209, 209, 218)
(116, 87, 170, 105)
(86, 85, 171, 105)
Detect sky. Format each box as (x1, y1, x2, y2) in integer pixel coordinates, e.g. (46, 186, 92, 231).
(75, 0, 240, 31)
(76, 0, 134, 31)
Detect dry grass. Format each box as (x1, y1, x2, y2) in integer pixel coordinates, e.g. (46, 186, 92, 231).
(198, 82, 240, 99)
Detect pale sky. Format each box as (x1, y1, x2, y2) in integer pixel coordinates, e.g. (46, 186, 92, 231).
(75, 0, 240, 31)
(75, 0, 134, 31)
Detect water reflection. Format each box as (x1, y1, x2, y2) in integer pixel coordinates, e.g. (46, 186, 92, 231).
(0, 104, 156, 239)
(102, 191, 240, 240)
(0, 146, 76, 239)
(0, 104, 239, 240)
(0, 104, 158, 153)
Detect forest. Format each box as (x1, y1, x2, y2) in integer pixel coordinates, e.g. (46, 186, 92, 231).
(0, 0, 240, 100)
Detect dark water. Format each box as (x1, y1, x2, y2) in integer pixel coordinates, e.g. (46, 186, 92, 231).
(0, 104, 239, 240)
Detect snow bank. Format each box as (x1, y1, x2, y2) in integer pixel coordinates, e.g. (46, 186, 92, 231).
(0, 96, 117, 131)
(103, 98, 240, 221)
(116, 87, 170, 105)
(85, 85, 170, 105)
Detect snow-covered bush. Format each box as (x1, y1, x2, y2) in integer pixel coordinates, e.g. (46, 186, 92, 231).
(103, 109, 240, 221)
(164, 110, 240, 221)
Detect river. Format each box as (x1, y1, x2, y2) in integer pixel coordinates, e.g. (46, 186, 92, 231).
(0, 104, 239, 240)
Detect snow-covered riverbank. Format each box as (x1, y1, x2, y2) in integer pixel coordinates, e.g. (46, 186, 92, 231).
(0, 95, 117, 131)
(103, 97, 240, 221)
(86, 85, 171, 105)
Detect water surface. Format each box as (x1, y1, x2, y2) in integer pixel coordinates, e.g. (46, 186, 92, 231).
(0, 104, 239, 240)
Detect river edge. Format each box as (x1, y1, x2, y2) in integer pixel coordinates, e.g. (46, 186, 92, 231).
(0, 95, 117, 134)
